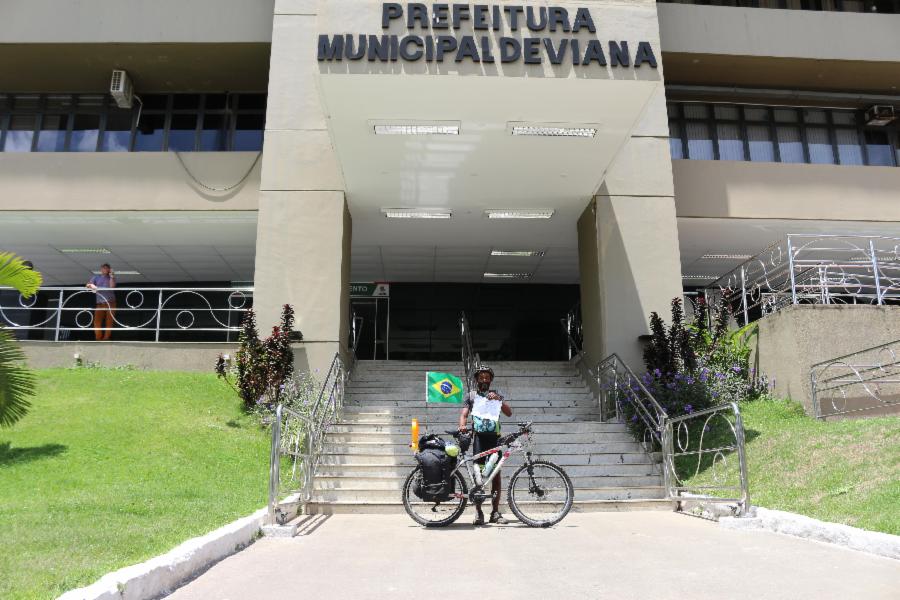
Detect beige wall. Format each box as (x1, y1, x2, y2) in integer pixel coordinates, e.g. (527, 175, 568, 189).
(0, 152, 261, 211)
(20, 341, 238, 371)
(252, 0, 350, 375)
(673, 160, 900, 222)
(577, 2, 683, 372)
(752, 305, 900, 415)
(658, 4, 900, 62)
(0, 0, 274, 43)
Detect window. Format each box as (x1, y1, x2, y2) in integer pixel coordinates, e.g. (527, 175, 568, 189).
(666, 101, 899, 168)
(0, 93, 267, 153)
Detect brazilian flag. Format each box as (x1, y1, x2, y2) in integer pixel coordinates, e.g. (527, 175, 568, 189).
(426, 372, 464, 404)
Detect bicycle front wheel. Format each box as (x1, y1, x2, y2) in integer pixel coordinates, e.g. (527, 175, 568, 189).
(401, 467, 468, 527)
(507, 460, 574, 527)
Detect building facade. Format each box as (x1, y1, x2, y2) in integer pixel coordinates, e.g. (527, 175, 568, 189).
(0, 0, 898, 375)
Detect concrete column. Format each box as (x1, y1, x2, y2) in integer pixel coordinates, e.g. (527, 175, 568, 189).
(578, 83, 683, 371)
(252, 1, 350, 374)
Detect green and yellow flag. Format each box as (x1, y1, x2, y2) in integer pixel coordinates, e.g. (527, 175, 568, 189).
(426, 372, 464, 404)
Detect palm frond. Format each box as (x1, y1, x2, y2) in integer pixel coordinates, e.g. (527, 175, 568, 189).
(0, 252, 42, 298)
(0, 328, 35, 427)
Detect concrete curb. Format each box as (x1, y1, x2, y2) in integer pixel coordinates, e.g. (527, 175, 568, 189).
(57, 507, 268, 600)
(720, 507, 900, 561)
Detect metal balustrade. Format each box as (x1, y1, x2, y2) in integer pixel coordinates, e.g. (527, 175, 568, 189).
(0, 285, 253, 342)
(706, 235, 900, 326)
(810, 339, 900, 419)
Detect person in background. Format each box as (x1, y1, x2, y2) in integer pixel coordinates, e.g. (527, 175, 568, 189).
(86, 263, 116, 341)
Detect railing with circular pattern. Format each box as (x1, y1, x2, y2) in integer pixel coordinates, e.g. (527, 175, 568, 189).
(0, 285, 253, 342)
(810, 339, 900, 420)
(705, 235, 900, 326)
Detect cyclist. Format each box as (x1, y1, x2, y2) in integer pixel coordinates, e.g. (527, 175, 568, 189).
(458, 365, 512, 526)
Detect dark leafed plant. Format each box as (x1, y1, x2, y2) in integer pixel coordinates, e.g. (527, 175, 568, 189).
(0, 252, 42, 427)
(217, 304, 298, 410)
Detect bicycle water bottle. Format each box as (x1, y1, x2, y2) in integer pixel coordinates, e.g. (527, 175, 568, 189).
(482, 452, 499, 479)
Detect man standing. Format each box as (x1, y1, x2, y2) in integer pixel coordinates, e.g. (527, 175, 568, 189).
(86, 263, 116, 341)
(458, 365, 513, 526)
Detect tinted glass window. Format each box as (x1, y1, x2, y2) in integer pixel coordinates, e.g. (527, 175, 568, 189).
(70, 114, 100, 151)
(233, 114, 264, 151)
(4, 115, 36, 151)
(36, 114, 68, 152)
(134, 114, 166, 151)
(167, 113, 197, 151)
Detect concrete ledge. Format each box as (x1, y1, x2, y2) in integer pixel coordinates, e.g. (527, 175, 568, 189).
(720, 507, 900, 561)
(58, 507, 267, 600)
(21, 341, 238, 372)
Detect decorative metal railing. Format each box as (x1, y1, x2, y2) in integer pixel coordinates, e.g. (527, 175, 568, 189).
(706, 235, 900, 326)
(267, 352, 347, 525)
(460, 312, 480, 396)
(664, 403, 750, 515)
(571, 349, 751, 515)
(810, 339, 900, 420)
(0, 285, 253, 342)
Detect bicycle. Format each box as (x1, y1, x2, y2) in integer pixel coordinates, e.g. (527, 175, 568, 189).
(401, 421, 574, 528)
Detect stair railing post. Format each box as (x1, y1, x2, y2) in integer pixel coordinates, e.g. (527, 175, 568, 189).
(787, 235, 798, 305)
(739, 265, 749, 326)
(53, 289, 63, 342)
(870, 239, 883, 305)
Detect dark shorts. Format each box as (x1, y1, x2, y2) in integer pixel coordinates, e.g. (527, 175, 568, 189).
(472, 432, 500, 464)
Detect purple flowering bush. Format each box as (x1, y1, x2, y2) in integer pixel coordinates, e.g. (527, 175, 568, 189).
(620, 297, 768, 441)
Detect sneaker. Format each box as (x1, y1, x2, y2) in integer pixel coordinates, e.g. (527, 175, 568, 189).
(473, 513, 485, 526)
(489, 511, 509, 525)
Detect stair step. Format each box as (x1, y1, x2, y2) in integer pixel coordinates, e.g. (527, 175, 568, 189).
(313, 474, 662, 490)
(341, 407, 604, 416)
(323, 442, 646, 454)
(348, 381, 589, 391)
(309, 486, 665, 502)
(330, 422, 630, 434)
(318, 452, 658, 466)
(338, 413, 612, 424)
(325, 432, 636, 444)
(346, 399, 595, 408)
(304, 498, 671, 514)
(314, 463, 661, 477)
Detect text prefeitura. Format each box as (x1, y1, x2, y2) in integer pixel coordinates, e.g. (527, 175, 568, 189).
(317, 3, 658, 68)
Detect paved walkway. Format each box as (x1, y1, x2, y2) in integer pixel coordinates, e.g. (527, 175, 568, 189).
(168, 512, 900, 600)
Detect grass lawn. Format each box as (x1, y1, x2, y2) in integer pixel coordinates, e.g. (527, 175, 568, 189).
(0, 368, 269, 600)
(739, 398, 900, 535)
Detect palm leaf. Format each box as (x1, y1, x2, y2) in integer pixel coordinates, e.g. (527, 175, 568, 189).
(0, 328, 35, 427)
(0, 251, 42, 298)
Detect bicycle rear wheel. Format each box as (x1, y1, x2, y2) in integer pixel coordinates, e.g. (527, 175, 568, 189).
(507, 460, 574, 527)
(402, 467, 468, 527)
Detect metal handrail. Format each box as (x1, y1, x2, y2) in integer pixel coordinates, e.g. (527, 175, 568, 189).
(596, 353, 668, 438)
(460, 311, 480, 395)
(705, 234, 900, 326)
(0, 285, 253, 341)
(267, 351, 348, 525)
(810, 338, 900, 419)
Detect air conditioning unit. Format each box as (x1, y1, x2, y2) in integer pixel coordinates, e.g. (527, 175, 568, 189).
(110, 69, 134, 109)
(865, 105, 896, 127)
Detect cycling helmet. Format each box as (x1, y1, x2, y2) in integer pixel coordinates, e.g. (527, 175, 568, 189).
(473, 365, 495, 380)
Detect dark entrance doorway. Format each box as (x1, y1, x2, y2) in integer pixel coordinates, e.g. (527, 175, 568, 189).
(350, 297, 389, 360)
(386, 283, 579, 361)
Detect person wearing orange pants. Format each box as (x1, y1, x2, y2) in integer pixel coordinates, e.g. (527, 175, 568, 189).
(86, 263, 116, 341)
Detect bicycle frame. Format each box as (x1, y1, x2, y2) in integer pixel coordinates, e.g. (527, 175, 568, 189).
(450, 437, 527, 497)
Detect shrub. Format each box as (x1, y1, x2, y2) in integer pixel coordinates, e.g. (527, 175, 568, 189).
(216, 304, 299, 410)
(621, 297, 768, 440)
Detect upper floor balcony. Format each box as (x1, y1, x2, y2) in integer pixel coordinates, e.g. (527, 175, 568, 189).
(658, 1, 900, 93)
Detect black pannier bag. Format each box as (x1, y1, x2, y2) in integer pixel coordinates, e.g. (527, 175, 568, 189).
(413, 446, 457, 502)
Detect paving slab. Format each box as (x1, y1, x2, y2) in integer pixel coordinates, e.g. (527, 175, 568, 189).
(166, 512, 900, 600)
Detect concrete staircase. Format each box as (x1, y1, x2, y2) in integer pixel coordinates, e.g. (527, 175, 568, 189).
(306, 360, 668, 514)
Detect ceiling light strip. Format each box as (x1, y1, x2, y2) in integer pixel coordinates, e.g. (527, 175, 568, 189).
(512, 126, 596, 138)
(701, 254, 753, 260)
(485, 209, 554, 220)
(374, 124, 459, 135)
(490, 250, 545, 257)
(59, 247, 111, 254)
(381, 208, 452, 219)
(484, 272, 532, 279)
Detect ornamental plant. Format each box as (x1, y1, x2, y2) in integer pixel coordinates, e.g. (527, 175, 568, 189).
(619, 297, 768, 441)
(216, 304, 300, 410)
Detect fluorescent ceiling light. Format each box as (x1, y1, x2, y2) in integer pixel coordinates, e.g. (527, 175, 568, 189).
(485, 209, 554, 220)
(682, 275, 718, 280)
(491, 250, 545, 257)
(484, 272, 532, 279)
(59, 247, 111, 254)
(381, 208, 452, 219)
(374, 124, 459, 135)
(701, 254, 752, 260)
(512, 126, 596, 138)
(93, 270, 140, 275)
